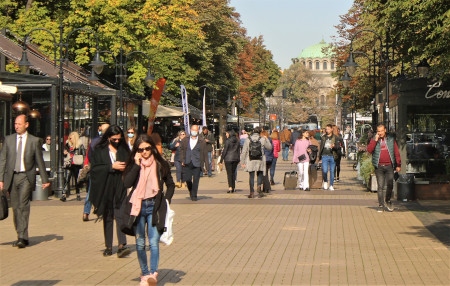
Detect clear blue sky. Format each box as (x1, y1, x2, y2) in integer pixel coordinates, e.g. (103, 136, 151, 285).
(229, 0, 354, 70)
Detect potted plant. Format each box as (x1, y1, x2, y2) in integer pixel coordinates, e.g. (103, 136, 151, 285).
(359, 152, 375, 189)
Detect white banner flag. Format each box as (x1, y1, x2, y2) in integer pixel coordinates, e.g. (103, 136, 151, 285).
(180, 85, 190, 133)
(202, 88, 207, 128)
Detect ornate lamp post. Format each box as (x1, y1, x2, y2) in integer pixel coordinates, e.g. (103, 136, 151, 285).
(343, 29, 392, 131)
(95, 49, 154, 128)
(19, 24, 106, 196)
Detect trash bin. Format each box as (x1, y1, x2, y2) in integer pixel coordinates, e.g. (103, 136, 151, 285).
(397, 174, 415, 201)
(32, 174, 48, 201)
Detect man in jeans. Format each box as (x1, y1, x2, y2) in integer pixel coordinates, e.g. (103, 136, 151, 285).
(279, 126, 291, 161)
(367, 124, 401, 212)
(318, 124, 338, 191)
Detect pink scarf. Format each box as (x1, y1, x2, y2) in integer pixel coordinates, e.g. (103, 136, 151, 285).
(129, 155, 159, 216)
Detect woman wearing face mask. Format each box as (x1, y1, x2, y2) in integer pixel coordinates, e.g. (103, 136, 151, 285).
(123, 134, 175, 286)
(126, 127, 136, 149)
(89, 125, 131, 258)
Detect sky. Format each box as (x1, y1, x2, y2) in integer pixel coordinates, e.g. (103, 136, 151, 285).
(229, 0, 355, 70)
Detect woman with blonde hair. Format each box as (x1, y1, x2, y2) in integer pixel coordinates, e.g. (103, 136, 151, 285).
(61, 131, 86, 202)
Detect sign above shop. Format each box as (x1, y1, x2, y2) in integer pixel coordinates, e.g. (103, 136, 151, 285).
(425, 81, 450, 99)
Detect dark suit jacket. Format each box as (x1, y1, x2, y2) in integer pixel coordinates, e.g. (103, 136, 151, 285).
(0, 132, 49, 191)
(179, 136, 207, 168)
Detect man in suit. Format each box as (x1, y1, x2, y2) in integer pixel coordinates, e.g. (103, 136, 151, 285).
(0, 114, 50, 248)
(180, 124, 207, 201)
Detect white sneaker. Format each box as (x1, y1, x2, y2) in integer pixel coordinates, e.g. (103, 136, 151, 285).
(323, 182, 328, 190)
(328, 185, 335, 191)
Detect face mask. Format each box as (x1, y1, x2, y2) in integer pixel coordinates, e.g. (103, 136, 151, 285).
(190, 131, 198, 137)
(127, 133, 134, 138)
(98, 131, 102, 136)
(109, 139, 121, 148)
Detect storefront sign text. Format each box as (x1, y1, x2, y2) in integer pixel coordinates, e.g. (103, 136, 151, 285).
(425, 81, 450, 99)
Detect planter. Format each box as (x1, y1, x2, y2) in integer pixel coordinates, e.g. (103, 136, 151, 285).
(414, 181, 450, 200)
(368, 174, 377, 192)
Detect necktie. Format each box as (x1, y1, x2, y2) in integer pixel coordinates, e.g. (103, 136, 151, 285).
(15, 136, 22, 172)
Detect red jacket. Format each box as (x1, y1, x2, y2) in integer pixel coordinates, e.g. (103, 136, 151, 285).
(272, 139, 281, 159)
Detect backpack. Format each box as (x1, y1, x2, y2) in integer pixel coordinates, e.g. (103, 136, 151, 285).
(248, 137, 263, 161)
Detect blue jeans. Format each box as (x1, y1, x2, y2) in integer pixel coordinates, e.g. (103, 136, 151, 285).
(270, 157, 278, 181)
(207, 151, 212, 176)
(135, 199, 160, 276)
(83, 180, 91, 215)
(321, 155, 335, 185)
(282, 143, 289, 160)
(174, 161, 183, 182)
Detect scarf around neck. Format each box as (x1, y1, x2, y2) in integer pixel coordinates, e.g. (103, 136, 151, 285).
(130, 155, 159, 216)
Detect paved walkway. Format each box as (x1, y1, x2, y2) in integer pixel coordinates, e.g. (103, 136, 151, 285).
(0, 156, 449, 285)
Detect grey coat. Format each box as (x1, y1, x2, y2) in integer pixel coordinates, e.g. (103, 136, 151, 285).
(240, 133, 272, 174)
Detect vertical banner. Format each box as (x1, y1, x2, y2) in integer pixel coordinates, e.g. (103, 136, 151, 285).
(180, 85, 190, 133)
(147, 78, 166, 135)
(202, 88, 207, 128)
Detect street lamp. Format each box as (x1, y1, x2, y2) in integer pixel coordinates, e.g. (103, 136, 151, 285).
(19, 24, 105, 196)
(416, 59, 430, 78)
(342, 50, 379, 130)
(343, 29, 392, 131)
(95, 49, 154, 128)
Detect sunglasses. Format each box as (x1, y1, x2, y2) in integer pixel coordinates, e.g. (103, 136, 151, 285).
(46, 138, 51, 140)
(137, 146, 152, 153)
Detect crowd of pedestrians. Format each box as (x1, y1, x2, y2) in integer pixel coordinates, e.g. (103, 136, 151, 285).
(0, 113, 403, 285)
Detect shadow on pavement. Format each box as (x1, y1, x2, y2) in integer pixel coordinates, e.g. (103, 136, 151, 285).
(0, 234, 63, 246)
(405, 202, 450, 247)
(11, 280, 60, 286)
(158, 269, 186, 285)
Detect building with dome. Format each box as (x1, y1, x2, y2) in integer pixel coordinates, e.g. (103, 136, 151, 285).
(296, 39, 339, 127)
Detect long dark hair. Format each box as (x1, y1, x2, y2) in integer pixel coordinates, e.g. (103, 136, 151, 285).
(95, 125, 129, 150)
(123, 134, 169, 177)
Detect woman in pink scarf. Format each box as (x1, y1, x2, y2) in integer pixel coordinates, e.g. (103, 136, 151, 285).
(123, 134, 175, 286)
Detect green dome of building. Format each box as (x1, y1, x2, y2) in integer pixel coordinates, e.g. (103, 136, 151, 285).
(298, 40, 331, 59)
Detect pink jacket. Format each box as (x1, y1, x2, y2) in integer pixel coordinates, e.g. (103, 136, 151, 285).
(272, 139, 281, 158)
(293, 139, 311, 163)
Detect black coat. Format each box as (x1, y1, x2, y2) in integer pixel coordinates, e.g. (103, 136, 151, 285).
(220, 136, 240, 163)
(123, 160, 175, 233)
(89, 145, 129, 217)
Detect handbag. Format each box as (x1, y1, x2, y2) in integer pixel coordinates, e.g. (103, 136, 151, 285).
(297, 154, 306, 162)
(120, 188, 138, 236)
(160, 199, 174, 245)
(72, 154, 84, 165)
(0, 189, 9, 220)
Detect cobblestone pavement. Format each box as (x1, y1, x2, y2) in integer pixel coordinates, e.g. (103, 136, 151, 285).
(0, 156, 449, 285)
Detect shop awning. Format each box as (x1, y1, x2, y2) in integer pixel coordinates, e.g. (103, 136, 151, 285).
(155, 105, 184, 117)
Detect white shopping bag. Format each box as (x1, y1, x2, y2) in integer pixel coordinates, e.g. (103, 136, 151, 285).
(160, 199, 174, 245)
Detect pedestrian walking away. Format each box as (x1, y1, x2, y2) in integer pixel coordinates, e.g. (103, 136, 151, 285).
(261, 130, 273, 193)
(219, 129, 240, 193)
(240, 127, 272, 198)
(367, 124, 401, 212)
(180, 125, 208, 201)
(0, 114, 50, 248)
(81, 123, 109, 222)
(89, 125, 131, 257)
(269, 130, 281, 185)
(319, 124, 339, 191)
(279, 126, 291, 161)
(123, 134, 175, 286)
